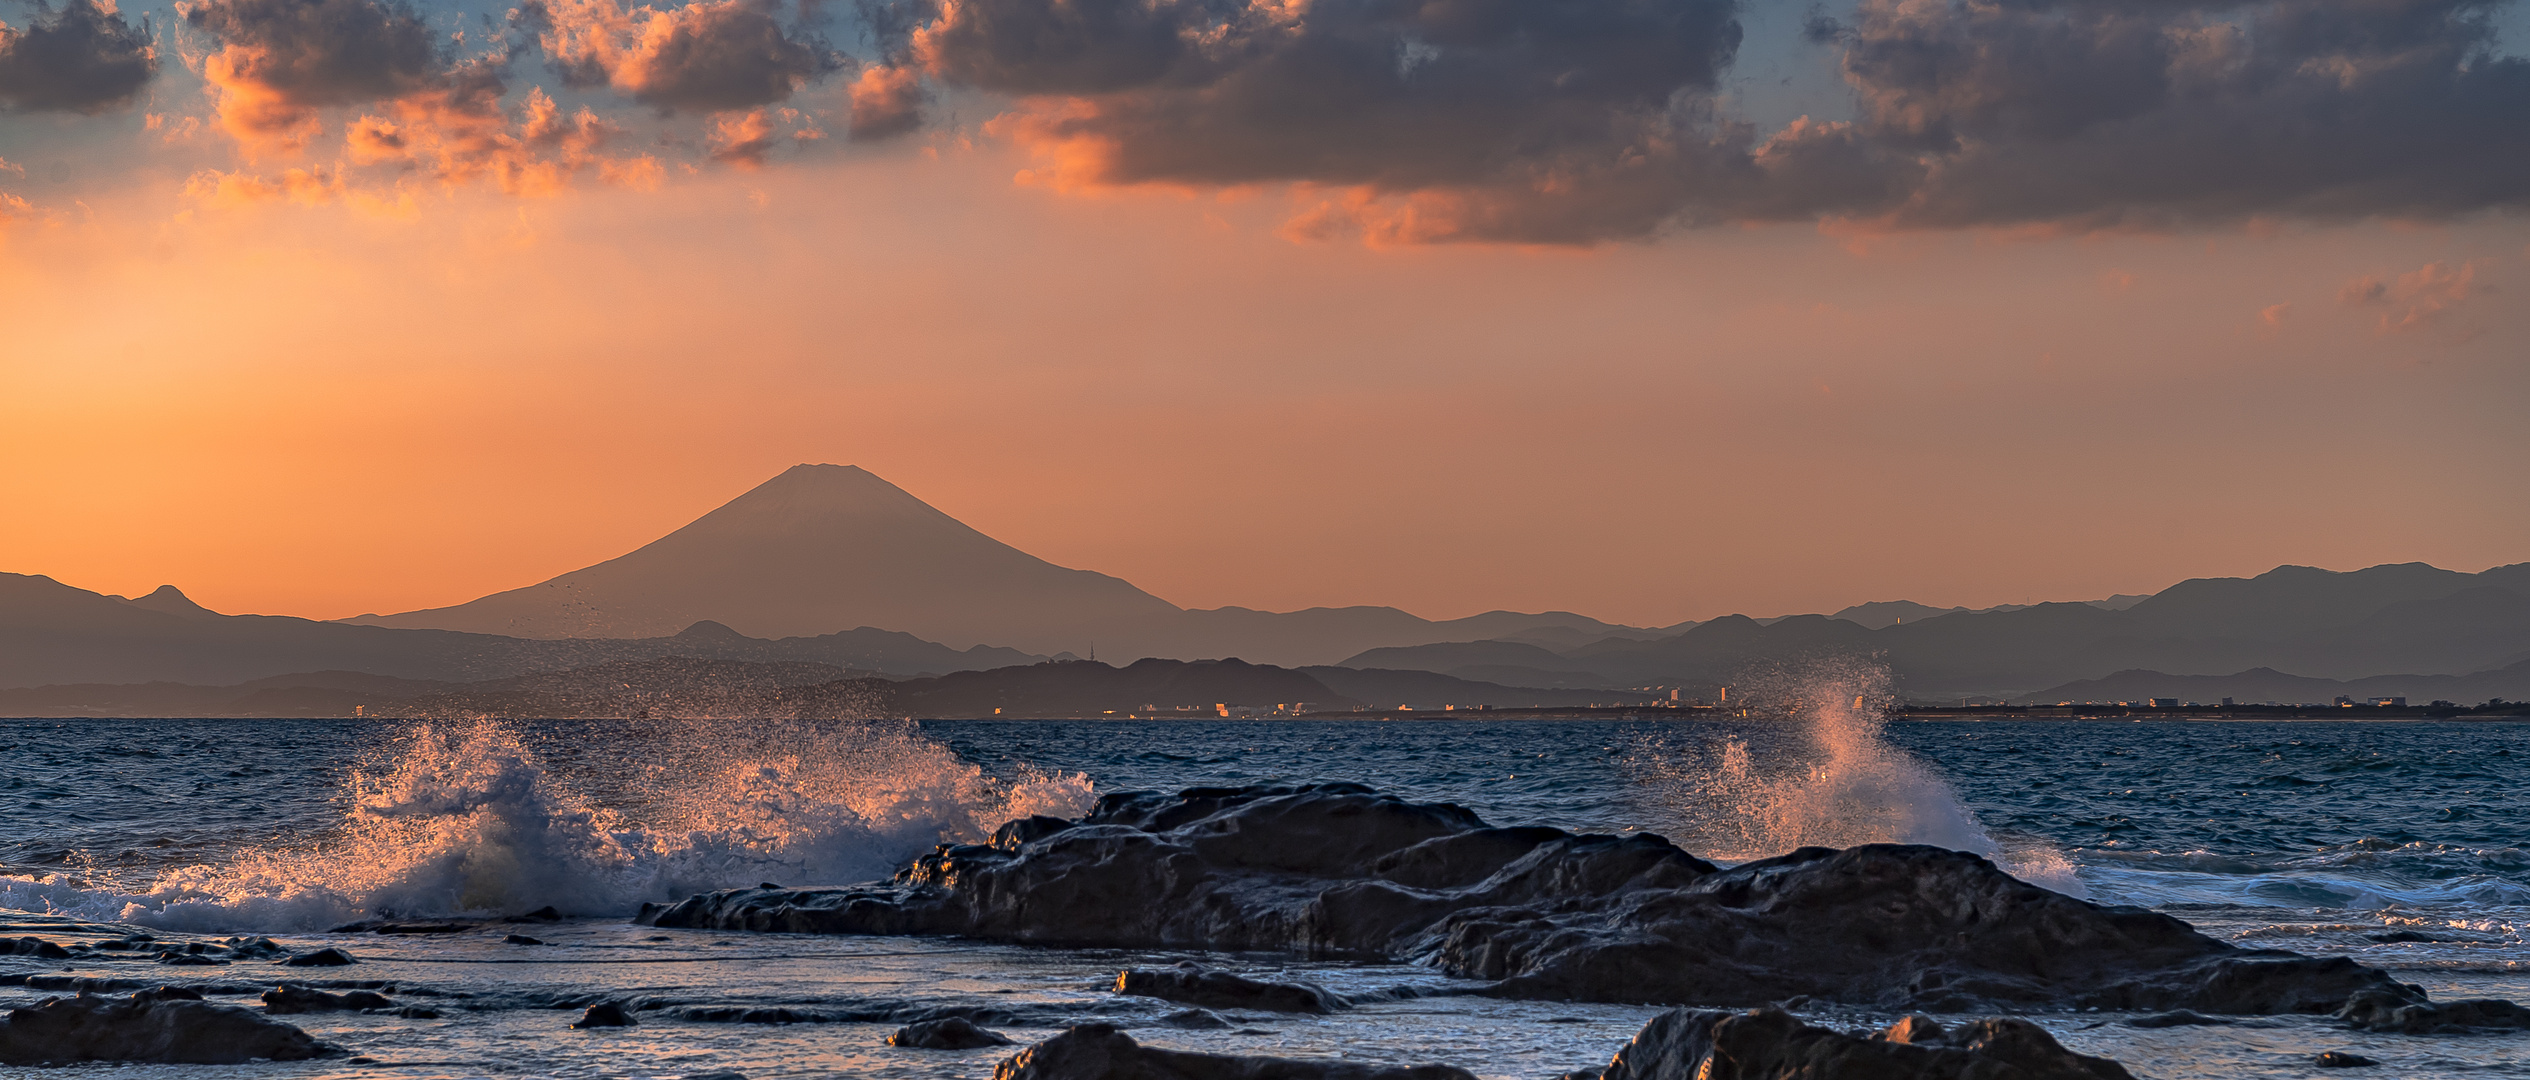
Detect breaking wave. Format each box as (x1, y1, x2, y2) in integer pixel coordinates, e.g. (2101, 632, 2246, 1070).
(1633, 662, 2086, 896)
(0, 718, 1091, 933)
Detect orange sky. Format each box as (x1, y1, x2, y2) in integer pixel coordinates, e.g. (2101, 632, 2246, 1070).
(3, 141, 2523, 627)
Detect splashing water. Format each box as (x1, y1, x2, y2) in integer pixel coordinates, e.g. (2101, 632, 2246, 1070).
(0, 718, 1091, 933)
(1635, 663, 2085, 896)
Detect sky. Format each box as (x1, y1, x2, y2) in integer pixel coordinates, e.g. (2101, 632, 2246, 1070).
(1, 0, 2526, 629)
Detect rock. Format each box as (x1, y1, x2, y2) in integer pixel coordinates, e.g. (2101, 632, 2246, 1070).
(2365, 931, 2445, 944)
(0, 991, 334, 1065)
(649, 783, 2436, 1015)
(371, 922, 471, 935)
(2125, 1010, 2232, 1028)
(993, 1023, 1478, 1080)
(2335, 989, 2530, 1033)
(889, 1016, 1016, 1049)
(262, 985, 396, 1013)
(280, 948, 358, 967)
(572, 1002, 637, 1028)
(2315, 1051, 2381, 1068)
(1114, 963, 1343, 1014)
(1155, 1008, 1235, 1030)
(1594, 1007, 2134, 1080)
(504, 934, 547, 946)
(0, 938, 70, 960)
(155, 954, 227, 966)
(509, 906, 563, 922)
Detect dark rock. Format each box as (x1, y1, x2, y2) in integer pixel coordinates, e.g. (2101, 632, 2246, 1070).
(0, 938, 70, 960)
(1114, 963, 1342, 1014)
(261, 985, 395, 1014)
(1594, 1007, 2134, 1080)
(509, 906, 563, 922)
(2315, 1051, 2381, 1068)
(1155, 1008, 1234, 1030)
(280, 948, 357, 967)
(994, 815, 1080, 849)
(372, 922, 471, 935)
(889, 1016, 1015, 1049)
(504, 935, 547, 946)
(572, 1002, 637, 1028)
(155, 954, 227, 966)
(993, 1023, 1478, 1080)
(2365, 931, 2446, 944)
(647, 784, 2438, 1014)
(0, 991, 334, 1065)
(2125, 1010, 2232, 1028)
(2336, 989, 2530, 1033)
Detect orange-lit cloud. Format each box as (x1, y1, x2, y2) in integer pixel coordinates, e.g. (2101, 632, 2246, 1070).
(525, 0, 839, 112)
(2340, 259, 2490, 335)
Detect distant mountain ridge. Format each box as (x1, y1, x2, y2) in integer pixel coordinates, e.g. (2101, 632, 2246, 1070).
(351, 464, 1643, 665)
(1340, 562, 2530, 700)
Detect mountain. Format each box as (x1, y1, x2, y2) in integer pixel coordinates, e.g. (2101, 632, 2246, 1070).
(354, 464, 1641, 665)
(1335, 563, 2530, 700)
(0, 573, 1038, 689)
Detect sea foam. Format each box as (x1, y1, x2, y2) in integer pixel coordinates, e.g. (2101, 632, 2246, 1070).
(1632, 662, 2087, 896)
(0, 718, 1091, 933)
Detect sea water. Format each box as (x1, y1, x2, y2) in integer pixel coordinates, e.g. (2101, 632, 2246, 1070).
(0, 710, 2524, 1078)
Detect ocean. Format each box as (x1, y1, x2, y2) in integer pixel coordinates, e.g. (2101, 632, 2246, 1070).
(1, 709, 2524, 1078)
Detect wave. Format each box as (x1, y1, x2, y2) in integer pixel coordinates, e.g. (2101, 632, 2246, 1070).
(1629, 661, 2086, 896)
(0, 718, 1092, 933)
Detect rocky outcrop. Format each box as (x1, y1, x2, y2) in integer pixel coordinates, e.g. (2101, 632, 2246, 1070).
(890, 1016, 1016, 1048)
(0, 992, 334, 1065)
(573, 1002, 638, 1028)
(279, 947, 358, 967)
(1585, 1008, 2133, 1080)
(1114, 964, 1343, 1014)
(2336, 990, 2530, 1033)
(648, 783, 2428, 1014)
(261, 985, 394, 1013)
(992, 1023, 1478, 1080)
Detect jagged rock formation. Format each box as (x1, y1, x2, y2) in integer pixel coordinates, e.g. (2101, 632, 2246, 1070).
(0, 990, 334, 1065)
(649, 783, 2424, 1013)
(1584, 1007, 2134, 1080)
(992, 1023, 1477, 1080)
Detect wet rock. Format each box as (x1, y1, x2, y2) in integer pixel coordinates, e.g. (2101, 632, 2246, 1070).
(994, 1022, 1478, 1080)
(1114, 963, 1343, 1014)
(1155, 1008, 1234, 1030)
(572, 1002, 637, 1028)
(261, 985, 395, 1014)
(281, 948, 358, 967)
(1593, 1007, 2134, 1080)
(994, 815, 1080, 849)
(154, 954, 227, 966)
(0, 938, 70, 960)
(2365, 931, 2446, 944)
(889, 1016, 1015, 1049)
(504, 934, 548, 946)
(2335, 989, 2530, 1033)
(648, 783, 2436, 1015)
(2125, 1010, 2232, 1028)
(509, 906, 563, 922)
(0, 991, 335, 1065)
(2315, 1051, 2381, 1068)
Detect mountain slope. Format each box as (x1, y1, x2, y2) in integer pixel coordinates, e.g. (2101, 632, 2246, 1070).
(356, 463, 1642, 664)
(356, 464, 1181, 653)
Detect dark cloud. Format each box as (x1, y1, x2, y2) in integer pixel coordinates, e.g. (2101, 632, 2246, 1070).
(1829, 0, 2530, 229)
(847, 61, 922, 138)
(0, 0, 159, 113)
(891, 0, 2530, 242)
(183, 0, 444, 107)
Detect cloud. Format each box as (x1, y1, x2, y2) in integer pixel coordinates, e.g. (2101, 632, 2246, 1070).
(1822, 0, 2530, 230)
(0, 0, 160, 113)
(524, 0, 842, 112)
(847, 62, 921, 139)
(884, 0, 2530, 243)
(181, 0, 456, 147)
(2340, 259, 2490, 334)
